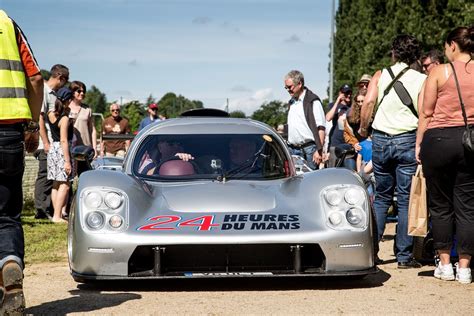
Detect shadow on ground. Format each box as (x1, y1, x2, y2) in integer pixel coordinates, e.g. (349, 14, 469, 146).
(75, 269, 391, 293)
(25, 290, 141, 315)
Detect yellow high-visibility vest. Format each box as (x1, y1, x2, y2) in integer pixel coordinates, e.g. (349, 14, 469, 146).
(0, 10, 31, 120)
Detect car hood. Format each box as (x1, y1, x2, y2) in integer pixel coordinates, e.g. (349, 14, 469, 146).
(153, 181, 277, 212)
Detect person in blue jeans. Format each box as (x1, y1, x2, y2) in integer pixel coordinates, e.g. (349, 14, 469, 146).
(0, 9, 43, 314)
(359, 34, 427, 268)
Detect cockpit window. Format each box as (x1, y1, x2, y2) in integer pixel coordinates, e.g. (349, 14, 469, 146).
(133, 134, 289, 181)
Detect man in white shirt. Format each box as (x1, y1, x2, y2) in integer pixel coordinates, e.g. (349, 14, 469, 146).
(284, 70, 326, 170)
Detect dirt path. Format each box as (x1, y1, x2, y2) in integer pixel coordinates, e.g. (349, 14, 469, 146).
(23, 223, 474, 315)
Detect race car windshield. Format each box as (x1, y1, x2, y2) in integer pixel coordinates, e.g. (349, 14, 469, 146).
(133, 134, 289, 181)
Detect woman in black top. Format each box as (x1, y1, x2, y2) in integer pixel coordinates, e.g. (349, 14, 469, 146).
(46, 87, 74, 223)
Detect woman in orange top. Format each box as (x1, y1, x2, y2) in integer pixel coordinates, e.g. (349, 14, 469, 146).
(416, 26, 474, 284)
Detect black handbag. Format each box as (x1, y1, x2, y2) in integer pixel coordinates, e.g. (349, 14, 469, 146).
(450, 62, 474, 153)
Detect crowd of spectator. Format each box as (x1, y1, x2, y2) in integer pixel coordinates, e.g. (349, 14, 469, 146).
(0, 7, 472, 314)
(285, 26, 474, 283)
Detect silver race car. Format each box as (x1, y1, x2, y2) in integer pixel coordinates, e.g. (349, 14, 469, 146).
(68, 111, 377, 282)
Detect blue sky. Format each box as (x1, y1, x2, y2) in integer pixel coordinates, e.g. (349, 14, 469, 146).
(2, 0, 334, 115)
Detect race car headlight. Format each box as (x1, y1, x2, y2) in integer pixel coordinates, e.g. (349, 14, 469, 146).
(325, 190, 343, 206)
(85, 191, 102, 209)
(104, 192, 123, 210)
(109, 215, 124, 229)
(346, 207, 364, 226)
(328, 212, 343, 226)
(345, 188, 363, 205)
(80, 187, 129, 233)
(322, 184, 369, 231)
(86, 211, 105, 230)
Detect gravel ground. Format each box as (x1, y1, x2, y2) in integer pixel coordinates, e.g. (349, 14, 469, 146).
(23, 223, 474, 315)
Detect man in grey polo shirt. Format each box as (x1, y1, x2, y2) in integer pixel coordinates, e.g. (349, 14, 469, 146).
(284, 70, 326, 170)
(34, 64, 69, 219)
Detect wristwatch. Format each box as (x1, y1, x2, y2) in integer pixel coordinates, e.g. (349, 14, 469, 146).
(25, 121, 39, 132)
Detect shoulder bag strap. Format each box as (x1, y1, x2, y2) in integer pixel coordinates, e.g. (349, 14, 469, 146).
(387, 67, 418, 118)
(449, 62, 469, 128)
(373, 67, 410, 115)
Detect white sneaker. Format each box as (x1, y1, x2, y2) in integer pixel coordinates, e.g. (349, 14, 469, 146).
(455, 265, 472, 284)
(434, 262, 455, 281)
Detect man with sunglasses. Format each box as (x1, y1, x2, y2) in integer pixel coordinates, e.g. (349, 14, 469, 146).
(284, 70, 326, 170)
(421, 49, 443, 75)
(138, 103, 166, 131)
(100, 104, 130, 157)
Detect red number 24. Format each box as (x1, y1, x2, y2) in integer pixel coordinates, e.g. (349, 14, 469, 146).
(138, 215, 219, 231)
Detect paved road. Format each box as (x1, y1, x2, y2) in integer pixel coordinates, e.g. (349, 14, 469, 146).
(23, 223, 473, 315)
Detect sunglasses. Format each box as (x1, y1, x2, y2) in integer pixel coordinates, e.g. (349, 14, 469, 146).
(285, 82, 300, 91)
(356, 99, 364, 103)
(76, 90, 85, 94)
(111, 109, 120, 113)
(422, 62, 434, 70)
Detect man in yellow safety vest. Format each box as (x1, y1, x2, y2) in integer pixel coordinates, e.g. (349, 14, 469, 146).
(0, 10, 43, 315)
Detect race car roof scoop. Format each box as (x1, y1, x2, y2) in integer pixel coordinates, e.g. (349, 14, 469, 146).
(180, 108, 230, 117)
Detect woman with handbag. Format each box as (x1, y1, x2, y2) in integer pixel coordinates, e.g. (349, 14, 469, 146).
(416, 26, 474, 284)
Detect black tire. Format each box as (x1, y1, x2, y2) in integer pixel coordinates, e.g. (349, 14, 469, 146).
(370, 206, 379, 265)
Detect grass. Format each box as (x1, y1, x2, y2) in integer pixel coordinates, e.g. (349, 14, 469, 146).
(22, 199, 68, 264)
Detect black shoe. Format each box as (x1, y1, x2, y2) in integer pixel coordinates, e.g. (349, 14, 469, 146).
(34, 210, 48, 219)
(397, 259, 422, 269)
(35, 209, 52, 220)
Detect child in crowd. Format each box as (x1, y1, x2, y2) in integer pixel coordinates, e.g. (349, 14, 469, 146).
(357, 134, 373, 175)
(357, 133, 374, 201)
(46, 87, 74, 223)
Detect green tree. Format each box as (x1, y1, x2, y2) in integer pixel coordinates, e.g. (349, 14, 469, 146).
(83, 85, 107, 114)
(333, 0, 473, 100)
(40, 69, 50, 81)
(157, 92, 204, 118)
(251, 100, 288, 128)
(121, 100, 145, 132)
(229, 110, 246, 118)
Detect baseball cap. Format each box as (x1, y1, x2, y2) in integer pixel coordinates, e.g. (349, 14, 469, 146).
(56, 87, 72, 102)
(357, 74, 372, 84)
(149, 103, 158, 110)
(340, 84, 352, 94)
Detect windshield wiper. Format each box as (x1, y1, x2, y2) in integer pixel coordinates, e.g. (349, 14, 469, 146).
(218, 142, 267, 182)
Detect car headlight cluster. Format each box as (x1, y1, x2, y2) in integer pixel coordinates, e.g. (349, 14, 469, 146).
(81, 188, 128, 232)
(322, 185, 368, 231)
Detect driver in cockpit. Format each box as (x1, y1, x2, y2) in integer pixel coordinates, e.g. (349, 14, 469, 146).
(228, 138, 257, 168)
(138, 140, 193, 175)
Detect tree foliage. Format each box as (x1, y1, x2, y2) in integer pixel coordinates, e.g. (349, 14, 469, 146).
(121, 100, 145, 132)
(157, 92, 204, 118)
(229, 110, 246, 118)
(83, 85, 107, 115)
(40, 69, 50, 81)
(333, 0, 473, 99)
(251, 100, 288, 128)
